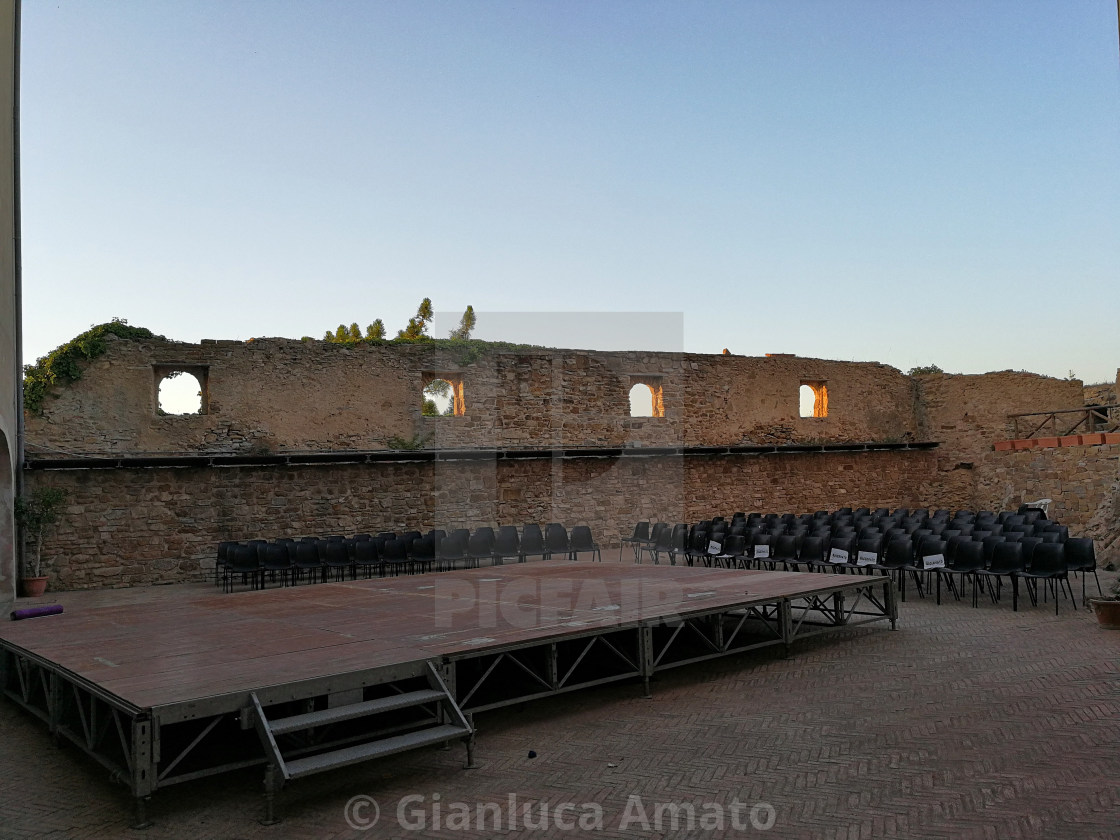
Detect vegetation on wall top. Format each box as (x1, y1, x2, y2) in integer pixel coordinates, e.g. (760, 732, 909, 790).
(23, 319, 166, 414)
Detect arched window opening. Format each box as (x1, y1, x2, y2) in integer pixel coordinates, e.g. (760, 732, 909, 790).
(628, 377, 665, 418)
(799, 381, 828, 418)
(158, 372, 203, 415)
(421, 373, 465, 417)
(629, 383, 654, 417)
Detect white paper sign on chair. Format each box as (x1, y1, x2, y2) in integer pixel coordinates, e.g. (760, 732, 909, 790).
(754, 544, 770, 559)
(708, 540, 722, 554)
(829, 548, 850, 564)
(856, 550, 877, 567)
(923, 553, 946, 570)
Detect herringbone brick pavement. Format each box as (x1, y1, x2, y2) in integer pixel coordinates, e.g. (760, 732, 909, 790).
(1, 572, 1117, 840)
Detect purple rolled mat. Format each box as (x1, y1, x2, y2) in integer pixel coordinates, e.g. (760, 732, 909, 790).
(10, 604, 64, 620)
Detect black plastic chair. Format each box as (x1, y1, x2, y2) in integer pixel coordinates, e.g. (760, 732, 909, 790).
(1020, 542, 1073, 614)
(796, 536, 828, 573)
(382, 537, 413, 576)
(827, 535, 857, 574)
(353, 539, 381, 578)
(570, 526, 602, 562)
(620, 521, 651, 562)
(260, 542, 293, 587)
(771, 534, 801, 570)
(321, 540, 354, 581)
(465, 529, 495, 568)
(749, 533, 774, 569)
(223, 544, 261, 592)
(545, 523, 572, 561)
(976, 540, 1025, 611)
(520, 524, 549, 563)
(1063, 537, 1101, 605)
(493, 526, 521, 564)
(411, 534, 437, 574)
(935, 539, 985, 606)
(854, 535, 883, 574)
(292, 541, 323, 584)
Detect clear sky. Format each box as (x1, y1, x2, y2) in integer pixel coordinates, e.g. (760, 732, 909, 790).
(18, 0, 1120, 384)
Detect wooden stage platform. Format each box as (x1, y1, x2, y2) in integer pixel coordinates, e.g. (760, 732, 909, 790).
(0, 562, 896, 824)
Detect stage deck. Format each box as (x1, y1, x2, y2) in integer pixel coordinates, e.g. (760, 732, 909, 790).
(0, 561, 896, 821)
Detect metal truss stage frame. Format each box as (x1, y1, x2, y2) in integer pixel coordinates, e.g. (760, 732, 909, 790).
(0, 562, 896, 825)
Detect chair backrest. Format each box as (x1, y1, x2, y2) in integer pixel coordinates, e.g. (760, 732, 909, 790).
(857, 535, 883, 559)
(494, 528, 520, 555)
(545, 524, 569, 551)
(882, 538, 913, 570)
(773, 534, 799, 560)
(1028, 541, 1065, 574)
(980, 535, 1005, 563)
(383, 537, 410, 561)
(799, 536, 825, 563)
(430, 532, 460, 559)
(467, 530, 494, 556)
(917, 536, 946, 560)
(354, 539, 379, 564)
(263, 543, 290, 568)
(1019, 536, 1043, 565)
(571, 526, 596, 549)
(231, 544, 258, 571)
(630, 521, 650, 541)
(989, 540, 1025, 575)
(951, 540, 985, 573)
(295, 542, 320, 567)
(413, 534, 436, 560)
(1063, 537, 1095, 572)
(324, 541, 350, 565)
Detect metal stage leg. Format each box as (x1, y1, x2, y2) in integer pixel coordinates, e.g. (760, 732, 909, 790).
(464, 714, 478, 769)
(640, 626, 654, 698)
(260, 764, 281, 826)
(885, 577, 899, 629)
(779, 600, 793, 657)
(131, 797, 152, 831)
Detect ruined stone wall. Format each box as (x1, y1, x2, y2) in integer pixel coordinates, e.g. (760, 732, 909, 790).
(912, 371, 1085, 510)
(975, 443, 1120, 567)
(24, 337, 921, 455)
(1083, 369, 1119, 407)
(25, 447, 936, 590)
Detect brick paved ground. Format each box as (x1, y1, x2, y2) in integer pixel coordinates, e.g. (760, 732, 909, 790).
(1, 571, 1117, 840)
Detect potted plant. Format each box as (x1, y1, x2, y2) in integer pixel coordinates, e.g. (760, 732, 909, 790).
(1088, 576, 1120, 629)
(13, 487, 67, 597)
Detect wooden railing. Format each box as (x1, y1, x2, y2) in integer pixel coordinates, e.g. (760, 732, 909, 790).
(1009, 406, 1119, 440)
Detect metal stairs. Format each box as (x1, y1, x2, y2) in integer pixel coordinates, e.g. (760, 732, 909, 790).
(251, 662, 474, 823)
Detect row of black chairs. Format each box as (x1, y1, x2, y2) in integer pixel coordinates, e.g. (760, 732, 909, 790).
(620, 509, 1096, 613)
(217, 523, 603, 591)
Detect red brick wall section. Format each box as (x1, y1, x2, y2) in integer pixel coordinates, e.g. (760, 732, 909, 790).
(25, 448, 937, 590)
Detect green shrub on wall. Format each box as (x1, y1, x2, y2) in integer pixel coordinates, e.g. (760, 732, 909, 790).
(23, 319, 166, 414)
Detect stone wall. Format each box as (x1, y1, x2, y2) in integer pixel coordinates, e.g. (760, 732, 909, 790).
(25, 447, 937, 590)
(912, 371, 1085, 512)
(24, 337, 920, 456)
(975, 443, 1120, 567)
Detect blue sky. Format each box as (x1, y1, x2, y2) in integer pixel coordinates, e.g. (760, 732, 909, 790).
(18, 1, 1120, 383)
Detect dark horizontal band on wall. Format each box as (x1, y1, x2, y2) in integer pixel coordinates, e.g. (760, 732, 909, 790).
(23, 441, 939, 471)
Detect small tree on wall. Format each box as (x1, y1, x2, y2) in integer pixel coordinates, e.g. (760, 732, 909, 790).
(14, 487, 67, 578)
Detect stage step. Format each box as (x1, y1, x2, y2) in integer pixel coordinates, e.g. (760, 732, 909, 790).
(268, 689, 447, 736)
(253, 661, 475, 824)
(286, 724, 469, 779)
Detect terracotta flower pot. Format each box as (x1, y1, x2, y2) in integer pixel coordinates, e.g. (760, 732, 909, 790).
(1089, 598, 1120, 629)
(19, 576, 48, 598)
